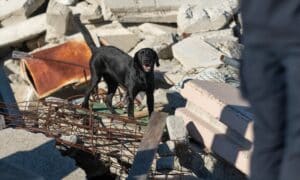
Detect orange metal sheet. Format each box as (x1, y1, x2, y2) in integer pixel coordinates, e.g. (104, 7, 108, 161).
(22, 40, 92, 98)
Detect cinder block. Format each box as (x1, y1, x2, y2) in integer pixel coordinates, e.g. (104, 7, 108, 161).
(181, 80, 254, 142)
(175, 108, 251, 175)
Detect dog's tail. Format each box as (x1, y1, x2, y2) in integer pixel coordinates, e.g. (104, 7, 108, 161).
(73, 15, 97, 52)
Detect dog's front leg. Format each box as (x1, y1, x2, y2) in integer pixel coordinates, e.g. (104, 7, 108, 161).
(127, 89, 138, 119)
(146, 90, 154, 117)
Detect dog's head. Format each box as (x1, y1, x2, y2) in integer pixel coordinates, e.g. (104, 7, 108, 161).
(134, 48, 159, 72)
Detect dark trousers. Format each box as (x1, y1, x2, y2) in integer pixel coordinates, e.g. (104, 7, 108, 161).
(240, 44, 300, 180)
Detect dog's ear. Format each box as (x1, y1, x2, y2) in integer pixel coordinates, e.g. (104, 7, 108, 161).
(153, 51, 160, 67)
(133, 52, 141, 68)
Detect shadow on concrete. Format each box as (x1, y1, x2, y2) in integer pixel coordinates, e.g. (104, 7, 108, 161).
(0, 140, 82, 179)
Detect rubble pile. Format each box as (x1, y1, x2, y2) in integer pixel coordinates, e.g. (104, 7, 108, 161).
(0, 0, 248, 179)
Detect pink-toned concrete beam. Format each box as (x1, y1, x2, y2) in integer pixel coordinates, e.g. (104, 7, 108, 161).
(181, 80, 254, 142)
(175, 108, 251, 175)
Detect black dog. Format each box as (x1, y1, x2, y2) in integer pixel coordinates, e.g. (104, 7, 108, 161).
(74, 16, 159, 118)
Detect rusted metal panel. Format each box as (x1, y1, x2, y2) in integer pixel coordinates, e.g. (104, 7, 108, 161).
(20, 40, 92, 98)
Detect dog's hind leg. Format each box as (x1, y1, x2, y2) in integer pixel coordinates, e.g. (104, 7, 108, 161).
(82, 68, 101, 109)
(103, 75, 118, 114)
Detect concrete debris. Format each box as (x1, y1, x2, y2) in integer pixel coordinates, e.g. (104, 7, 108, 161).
(138, 23, 177, 37)
(205, 37, 243, 59)
(188, 142, 247, 179)
(70, 1, 103, 23)
(177, 0, 239, 34)
(130, 34, 175, 59)
(195, 28, 235, 40)
(0, 14, 46, 48)
(0, 0, 45, 26)
(0, 128, 86, 179)
(172, 35, 223, 70)
(101, 0, 199, 23)
(181, 80, 254, 142)
(0, 115, 5, 130)
(46, 0, 72, 43)
(0, 0, 247, 178)
(70, 22, 141, 52)
(6, 68, 43, 105)
(56, 0, 78, 6)
(60, 135, 78, 144)
(25, 34, 46, 51)
(175, 107, 251, 175)
(166, 115, 188, 142)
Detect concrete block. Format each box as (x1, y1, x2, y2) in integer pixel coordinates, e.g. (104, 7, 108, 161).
(70, 1, 102, 23)
(130, 34, 174, 59)
(157, 141, 175, 157)
(177, 0, 239, 34)
(175, 108, 251, 175)
(46, 0, 72, 42)
(4, 59, 37, 103)
(194, 28, 235, 40)
(60, 135, 78, 144)
(156, 156, 175, 171)
(0, 14, 46, 48)
(0, 115, 5, 130)
(69, 22, 140, 52)
(101, 0, 199, 23)
(181, 80, 254, 142)
(172, 35, 223, 70)
(138, 23, 177, 36)
(166, 115, 188, 142)
(56, 0, 78, 5)
(0, 128, 85, 179)
(205, 37, 243, 59)
(0, 0, 45, 26)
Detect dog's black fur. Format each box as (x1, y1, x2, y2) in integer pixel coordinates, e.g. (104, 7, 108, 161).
(74, 16, 159, 118)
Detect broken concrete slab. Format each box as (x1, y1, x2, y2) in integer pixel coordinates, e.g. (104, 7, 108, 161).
(138, 23, 177, 36)
(70, 1, 103, 23)
(4, 59, 38, 103)
(194, 28, 235, 41)
(70, 22, 140, 52)
(181, 80, 254, 142)
(0, 0, 45, 26)
(56, 0, 78, 5)
(205, 37, 243, 59)
(129, 34, 174, 59)
(188, 142, 247, 179)
(166, 115, 188, 142)
(172, 35, 223, 70)
(46, 0, 72, 42)
(175, 108, 251, 175)
(177, 0, 239, 34)
(25, 34, 46, 51)
(0, 14, 46, 48)
(101, 0, 199, 23)
(0, 128, 86, 179)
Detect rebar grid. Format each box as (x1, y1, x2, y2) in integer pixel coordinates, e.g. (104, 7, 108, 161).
(0, 99, 193, 179)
